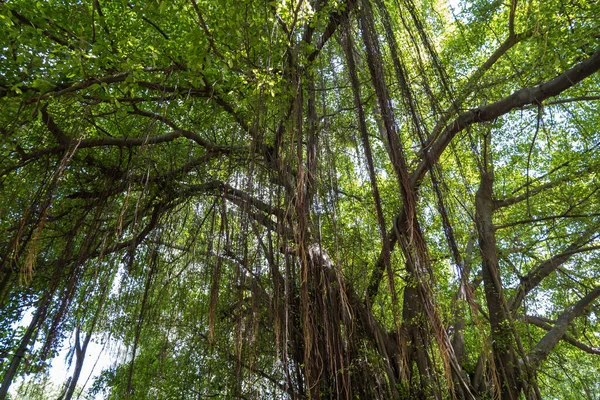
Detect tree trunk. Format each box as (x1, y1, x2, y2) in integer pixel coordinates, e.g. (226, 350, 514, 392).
(63, 284, 107, 400)
(0, 292, 49, 400)
(475, 167, 520, 399)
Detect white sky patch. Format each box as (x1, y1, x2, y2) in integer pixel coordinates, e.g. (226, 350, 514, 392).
(8, 313, 116, 398)
(10, 336, 120, 399)
(447, 0, 461, 10)
(10, 266, 128, 398)
(48, 334, 117, 388)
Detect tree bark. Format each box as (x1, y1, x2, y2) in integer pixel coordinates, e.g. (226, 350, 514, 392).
(529, 286, 600, 368)
(475, 167, 521, 399)
(63, 285, 108, 400)
(0, 293, 50, 400)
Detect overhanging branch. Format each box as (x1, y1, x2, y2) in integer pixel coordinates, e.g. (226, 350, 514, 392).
(411, 49, 600, 187)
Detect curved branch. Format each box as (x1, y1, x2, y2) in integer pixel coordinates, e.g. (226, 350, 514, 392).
(128, 108, 246, 151)
(411, 49, 600, 187)
(178, 180, 292, 238)
(418, 30, 534, 158)
(307, 0, 356, 63)
(7, 8, 74, 49)
(367, 49, 600, 304)
(495, 213, 600, 230)
(26, 72, 130, 104)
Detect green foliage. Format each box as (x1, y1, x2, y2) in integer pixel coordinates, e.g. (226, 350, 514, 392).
(1, 0, 599, 398)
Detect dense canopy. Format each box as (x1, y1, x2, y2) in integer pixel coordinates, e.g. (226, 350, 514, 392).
(1, 0, 600, 398)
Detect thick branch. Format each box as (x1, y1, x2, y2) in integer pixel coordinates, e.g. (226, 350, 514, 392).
(419, 30, 533, 157)
(529, 286, 600, 368)
(306, 0, 356, 63)
(368, 48, 600, 305)
(510, 229, 599, 312)
(411, 49, 600, 187)
(521, 315, 600, 355)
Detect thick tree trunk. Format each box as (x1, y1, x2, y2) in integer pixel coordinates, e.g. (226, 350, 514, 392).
(475, 168, 520, 399)
(402, 284, 437, 399)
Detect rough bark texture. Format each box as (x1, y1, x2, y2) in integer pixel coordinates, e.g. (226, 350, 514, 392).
(475, 168, 521, 400)
(529, 287, 600, 368)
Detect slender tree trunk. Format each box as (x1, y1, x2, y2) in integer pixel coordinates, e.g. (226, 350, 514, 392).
(125, 252, 156, 399)
(0, 292, 50, 400)
(63, 284, 108, 400)
(62, 328, 86, 400)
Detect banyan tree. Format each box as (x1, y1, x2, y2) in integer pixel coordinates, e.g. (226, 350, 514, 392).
(1, 0, 600, 398)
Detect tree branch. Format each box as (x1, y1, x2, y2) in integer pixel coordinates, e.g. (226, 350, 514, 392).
(495, 213, 600, 230)
(529, 286, 600, 368)
(307, 0, 356, 63)
(8, 8, 75, 49)
(129, 108, 245, 151)
(368, 47, 600, 305)
(418, 29, 533, 158)
(26, 72, 130, 104)
(510, 228, 599, 312)
(493, 175, 571, 209)
(411, 49, 600, 187)
(21, 129, 224, 161)
(542, 95, 600, 106)
(521, 315, 600, 356)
